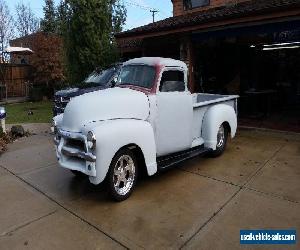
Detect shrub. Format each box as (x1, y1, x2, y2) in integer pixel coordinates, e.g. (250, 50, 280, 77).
(28, 84, 54, 101)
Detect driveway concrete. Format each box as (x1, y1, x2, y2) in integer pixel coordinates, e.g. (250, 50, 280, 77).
(0, 175, 56, 236)
(0, 210, 124, 250)
(0, 125, 299, 249)
(183, 189, 300, 250)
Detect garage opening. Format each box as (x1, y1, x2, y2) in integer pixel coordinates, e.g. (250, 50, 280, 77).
(192, 20, 300, 132)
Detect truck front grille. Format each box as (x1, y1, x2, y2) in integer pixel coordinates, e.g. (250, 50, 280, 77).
(65, 138, 86, 152)
(55, 130, 96, 176)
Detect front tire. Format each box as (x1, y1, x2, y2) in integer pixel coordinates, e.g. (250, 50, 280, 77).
(107, 149, 138, 201)
(210, 123, 228, 157)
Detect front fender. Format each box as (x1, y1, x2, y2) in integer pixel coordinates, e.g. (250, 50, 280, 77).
(202, 104, 237, 150)
(88, 119, 157, 185)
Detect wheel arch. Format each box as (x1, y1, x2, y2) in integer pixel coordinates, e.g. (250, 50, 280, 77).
(88, 119, 157, 185)
(201, 104, 237, 150)
(223, 121, 231, 136)
(115, 143, 148, 178)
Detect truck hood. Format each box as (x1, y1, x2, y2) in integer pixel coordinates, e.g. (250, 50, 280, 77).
(61, 87, 150, 132)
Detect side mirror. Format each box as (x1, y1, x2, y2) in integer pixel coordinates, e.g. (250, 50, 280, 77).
(160, 81, 185, 92)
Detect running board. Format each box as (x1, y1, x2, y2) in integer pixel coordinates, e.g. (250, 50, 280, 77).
(157, 146, 211, 171)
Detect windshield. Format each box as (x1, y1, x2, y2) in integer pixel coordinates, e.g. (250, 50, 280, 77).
(117, 65, 156, 89)
(84, 67, 117, 86)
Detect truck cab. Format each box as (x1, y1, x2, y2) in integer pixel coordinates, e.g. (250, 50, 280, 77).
(53, 57, 238, 201)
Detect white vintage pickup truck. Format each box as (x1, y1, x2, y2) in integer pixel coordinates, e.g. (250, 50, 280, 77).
(53, 57, 238, 201)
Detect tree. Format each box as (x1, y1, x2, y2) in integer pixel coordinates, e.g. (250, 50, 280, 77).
(40, 0, 57, 33)
(110, 0, 126, 34)
(0, 0, 14, 62)
(64, 0, 126, 84)
(15, 3, 40, 37)
(56, 0, 72, 35)
(30, 32, 65, 91)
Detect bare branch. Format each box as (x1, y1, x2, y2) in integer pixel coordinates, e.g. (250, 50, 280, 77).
(0, 0, 14, 62)
(15, 2, 40, 37)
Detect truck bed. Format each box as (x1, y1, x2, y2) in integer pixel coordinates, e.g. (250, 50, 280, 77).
(193, 93, 239, 108)
(191, 93, 238, 144)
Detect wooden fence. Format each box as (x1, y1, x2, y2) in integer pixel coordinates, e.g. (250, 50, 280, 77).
(0, 64, 33, 98)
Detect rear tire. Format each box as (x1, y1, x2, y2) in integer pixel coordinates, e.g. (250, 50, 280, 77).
(210, 123, 228, 157)
(107, 148, 138, 201)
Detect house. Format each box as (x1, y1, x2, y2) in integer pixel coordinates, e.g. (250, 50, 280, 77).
(115, 0, 300, 132)
(4, 32, 64, 99)
(9, 33, 40, 65)
(0, 47, 33, 99)
(0, 33, 41, 99)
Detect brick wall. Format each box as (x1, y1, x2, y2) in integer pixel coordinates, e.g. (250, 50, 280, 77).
(172, 0, 250, 16)
(172, 0, 183, 16)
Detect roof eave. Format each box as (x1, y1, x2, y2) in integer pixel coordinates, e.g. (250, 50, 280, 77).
(115, 0, 300, 39)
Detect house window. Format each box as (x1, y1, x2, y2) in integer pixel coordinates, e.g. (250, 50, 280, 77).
(183, 0, 210, 10)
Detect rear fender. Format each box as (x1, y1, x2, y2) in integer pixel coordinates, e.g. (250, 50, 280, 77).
(201, 104, 237, 150)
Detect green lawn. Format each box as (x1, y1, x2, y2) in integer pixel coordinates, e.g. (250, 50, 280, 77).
(4, 101, 53, 124)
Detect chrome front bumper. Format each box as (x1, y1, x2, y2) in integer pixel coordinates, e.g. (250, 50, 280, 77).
(54, 129, 97, 176)
(61, 147, 96, 162)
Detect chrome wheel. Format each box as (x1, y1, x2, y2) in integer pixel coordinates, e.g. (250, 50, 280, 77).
(113, 155, 136, 196)
(216, 125, 225, 148)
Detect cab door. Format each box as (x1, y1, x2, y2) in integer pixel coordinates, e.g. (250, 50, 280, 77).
(155, 68, 193, 156)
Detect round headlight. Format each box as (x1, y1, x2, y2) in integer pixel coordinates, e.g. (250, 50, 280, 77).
(87, 131, 96, 149)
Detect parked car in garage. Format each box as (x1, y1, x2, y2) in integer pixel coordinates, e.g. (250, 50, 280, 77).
(53, 57, 238, 201)
(53, 64, 122, 116)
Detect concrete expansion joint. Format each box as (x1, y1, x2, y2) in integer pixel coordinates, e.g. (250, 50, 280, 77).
(177, 168, 242, 188)
(18, 163, 57, 176)
(179, 142, 291, 249)
(245, 187, 299, 204)
(243, 143, 286, 186)
(180, 188, 241, 249)
(0, 210, 58, 237)
(0, 164, 129, 249)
